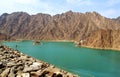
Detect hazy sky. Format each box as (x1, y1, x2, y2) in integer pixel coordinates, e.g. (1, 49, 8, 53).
(0, 0, 120, 18)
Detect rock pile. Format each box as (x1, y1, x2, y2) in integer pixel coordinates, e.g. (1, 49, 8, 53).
(0, 45, 78, 77)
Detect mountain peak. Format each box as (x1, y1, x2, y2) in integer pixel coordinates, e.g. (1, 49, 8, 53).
(66, 10, 73, 13)
(64, 10, 74, 15)
(1, 13, 9, 16)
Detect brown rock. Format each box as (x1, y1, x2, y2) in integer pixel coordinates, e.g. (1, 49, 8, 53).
(23, 62, 42, 72)
(0, 68, 10, 77)
(0, 62, 5, 69)
(21, 73, 30, 77)
(8, 68, 16, 77)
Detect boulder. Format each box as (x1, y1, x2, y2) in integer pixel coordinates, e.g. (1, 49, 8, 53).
(0, 45, 4, 48)
(8, 67, 17, 77)
(23, 62, 42, 72)
(21, 73, 30, 77)
(0, 62, 5, 69)
(7, 62, 16, 67)
(8, 70, 16, 77)
(0, 68, 10, 77)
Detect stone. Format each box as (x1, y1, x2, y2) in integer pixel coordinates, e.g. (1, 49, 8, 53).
(25, 61, 32, 65)
(7, 62, 16, 67)
(16, 75, 21, 77)
(23, 62, 42, 72)
(16, 70, 23, 77)
(23, 65, 30, 72)
(56, 73, 63, 77)
(0, 69, 4, 74)
(21, 73, 30, 77)
(8, 71, 16, 77)
(39, 71, 49, 77)
(0, 45, 4, 48)
(31, 62, 42, 67)
(0, 68, 10, 77)
(0, 62, 5, 69)
(8, 67, 17, 77)
(0, 48, 3, 51)
(17, 66, 24, 71)
(30, 72, 40, 77)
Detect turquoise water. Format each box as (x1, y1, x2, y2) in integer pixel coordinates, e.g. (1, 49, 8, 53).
(2, 40, 120, 77)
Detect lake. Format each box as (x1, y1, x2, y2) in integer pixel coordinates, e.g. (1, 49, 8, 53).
(2, 40, 120, 77)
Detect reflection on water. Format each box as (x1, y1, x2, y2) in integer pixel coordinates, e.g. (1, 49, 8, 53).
(2, 41, 120, 77)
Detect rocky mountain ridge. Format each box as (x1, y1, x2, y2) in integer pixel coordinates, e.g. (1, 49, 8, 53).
(0, 11, 120, 49)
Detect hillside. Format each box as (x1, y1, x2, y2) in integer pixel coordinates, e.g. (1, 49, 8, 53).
(0, 11, 120, 49)
(0, 33, 8, 40)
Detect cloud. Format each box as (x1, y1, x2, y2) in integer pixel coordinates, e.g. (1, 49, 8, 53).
(99, 9, 119, 18)
(0, 0, 53, 15)
(66, 0, 80, 3)
(107, 0, 120, 6)
(11, 0, 39, 4)
(66, 0, 93, 6)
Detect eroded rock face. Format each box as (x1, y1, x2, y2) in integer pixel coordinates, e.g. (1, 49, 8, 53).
(0, 33, 8, 40)
(0, 45, 78, 77)
(114, 16, 120, 23)
(0, 11, 120, 49)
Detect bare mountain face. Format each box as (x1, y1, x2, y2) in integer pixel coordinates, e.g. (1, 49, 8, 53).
(0, 11, 120, 49)
(0, 33, 8, 40)
(114, 16, 120, 23)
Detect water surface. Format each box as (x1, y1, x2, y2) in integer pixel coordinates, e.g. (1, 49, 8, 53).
(2, 40, 120, 77)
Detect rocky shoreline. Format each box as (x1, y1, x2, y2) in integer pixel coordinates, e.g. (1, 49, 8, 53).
(77, 45, 120, 52)
(0, 45, 78, 77)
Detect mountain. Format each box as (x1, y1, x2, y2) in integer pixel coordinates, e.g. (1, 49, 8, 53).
(0, 11, 120, 50)
(114, 16, 120, 23)
(0, 33, 8, 40)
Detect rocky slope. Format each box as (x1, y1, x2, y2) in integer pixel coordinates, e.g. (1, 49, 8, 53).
(0, 11, 120, 49)
(114, 16, 120, 23)
(0, 33, 8, 40)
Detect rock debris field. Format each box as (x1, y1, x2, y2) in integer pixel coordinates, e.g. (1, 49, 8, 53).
(0, 45, 78, 77)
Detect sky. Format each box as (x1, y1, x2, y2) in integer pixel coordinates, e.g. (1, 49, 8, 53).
(0, 0, 120, 18)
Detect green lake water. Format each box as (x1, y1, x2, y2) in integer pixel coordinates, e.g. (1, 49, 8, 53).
(2, 40, 120, 77)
